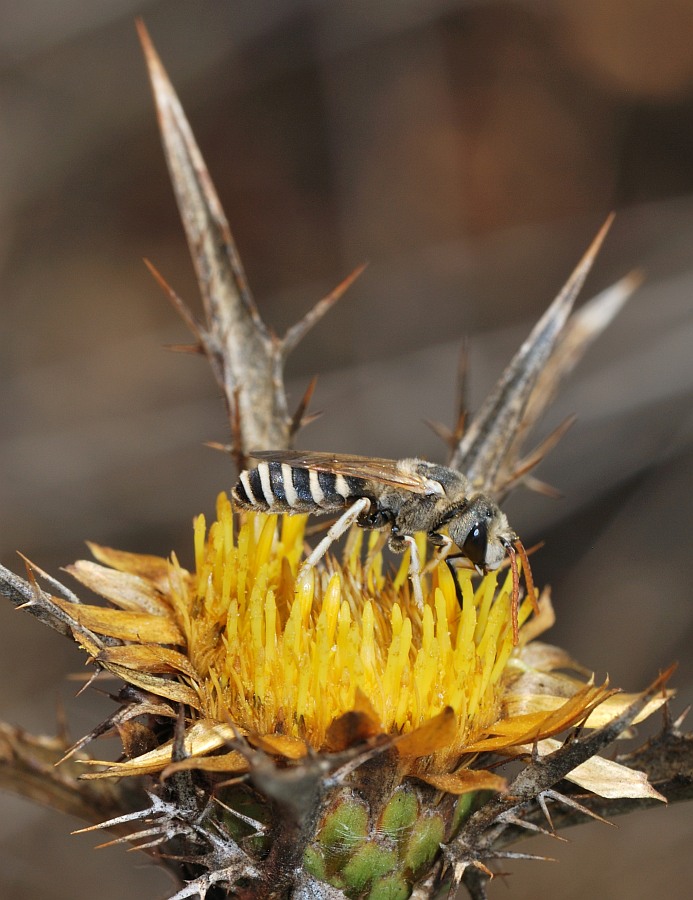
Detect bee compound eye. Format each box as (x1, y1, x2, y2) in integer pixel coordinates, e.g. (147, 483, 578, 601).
(462, 521, 488, 567)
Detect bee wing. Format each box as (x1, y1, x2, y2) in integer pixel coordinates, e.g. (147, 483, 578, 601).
(249, 450, 430, 494)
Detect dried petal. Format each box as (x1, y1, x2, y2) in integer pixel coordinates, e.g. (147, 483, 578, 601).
(100, 664, 201, 709)
(88, 542, 180, 590)
(583, 692, 671, 729)
(50, 596, 183, 644)
(417, 769, 507, 796)
(81, 720, 239, 778)
(395, 708, 458, 757)
(97, 644, 198, 677)
(67, 560, 170, 615)
(530, 738, 666, 801)
(465, 683, 614, 753)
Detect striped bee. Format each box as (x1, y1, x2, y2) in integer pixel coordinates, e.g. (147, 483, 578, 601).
(232, 451, 537, 644)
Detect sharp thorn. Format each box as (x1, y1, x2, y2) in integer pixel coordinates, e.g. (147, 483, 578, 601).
(164, 343, 205, 354)
(143, 258, 204, 342)
(282, 263, 367, 357)
(424, 418, 455, 446)
(289, 375, 318, 439)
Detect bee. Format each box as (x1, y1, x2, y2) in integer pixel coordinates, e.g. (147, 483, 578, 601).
(232, 451, 538, 644)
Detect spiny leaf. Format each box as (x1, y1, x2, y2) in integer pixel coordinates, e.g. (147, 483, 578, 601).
(450, 216, 618, 492)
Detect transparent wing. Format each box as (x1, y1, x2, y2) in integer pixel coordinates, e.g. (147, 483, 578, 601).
(249, 450, 430, 494)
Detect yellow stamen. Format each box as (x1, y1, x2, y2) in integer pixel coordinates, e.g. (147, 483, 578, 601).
(178, 495, 528, 756)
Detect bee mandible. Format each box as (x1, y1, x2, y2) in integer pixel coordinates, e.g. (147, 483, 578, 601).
(232, 451, 538, 644)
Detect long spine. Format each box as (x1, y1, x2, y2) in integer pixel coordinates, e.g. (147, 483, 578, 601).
(233, 462, 365, 513)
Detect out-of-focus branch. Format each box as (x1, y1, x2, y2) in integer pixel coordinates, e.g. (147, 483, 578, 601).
(0, 722, 145, 830)
(495, 271, 643, 499)
(136, 21, 363, 466)
(449, 216, 642, 498)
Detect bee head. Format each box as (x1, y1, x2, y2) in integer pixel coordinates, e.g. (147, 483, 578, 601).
(446, 496, 514, 572)
(446, 495, 538, 645)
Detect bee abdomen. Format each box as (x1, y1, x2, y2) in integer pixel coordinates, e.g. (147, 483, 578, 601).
(233, 462, 366, 514)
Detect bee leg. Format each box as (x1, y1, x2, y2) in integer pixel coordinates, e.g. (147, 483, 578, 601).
(423, 532, 454, 574)
(364, 530, 389, 575)
(401, 535, 424, 610)
(300, 497, 371, 575)
(445, 559, 465, 610)
(357, 507, 393, 529)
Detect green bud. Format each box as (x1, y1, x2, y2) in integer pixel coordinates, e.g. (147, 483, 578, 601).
(403, 814, 445, 876)
(368, 872, 411, 900)
(341, 841, 397, 893)
(303, 845, 327, 881)
(317, 797, 368, 853)
(379, 788, 419, 840)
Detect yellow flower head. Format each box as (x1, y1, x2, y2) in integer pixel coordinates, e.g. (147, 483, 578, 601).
(185, 494, 535, 755)
(58, 491, 631, 785)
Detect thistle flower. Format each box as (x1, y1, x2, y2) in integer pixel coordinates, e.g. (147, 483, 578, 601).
(64, 499, 586, 775)
(0, 20, 689, 900)
(40, 495, 662, 899)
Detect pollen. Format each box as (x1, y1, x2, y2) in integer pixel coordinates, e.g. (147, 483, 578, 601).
(182, 494, 535, 754)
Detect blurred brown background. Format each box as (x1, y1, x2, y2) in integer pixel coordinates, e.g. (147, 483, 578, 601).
(1, 2, 692, 898)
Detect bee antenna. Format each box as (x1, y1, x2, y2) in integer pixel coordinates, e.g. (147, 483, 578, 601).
(505, 543, 520, 646)
(514, 539, 540, 616)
